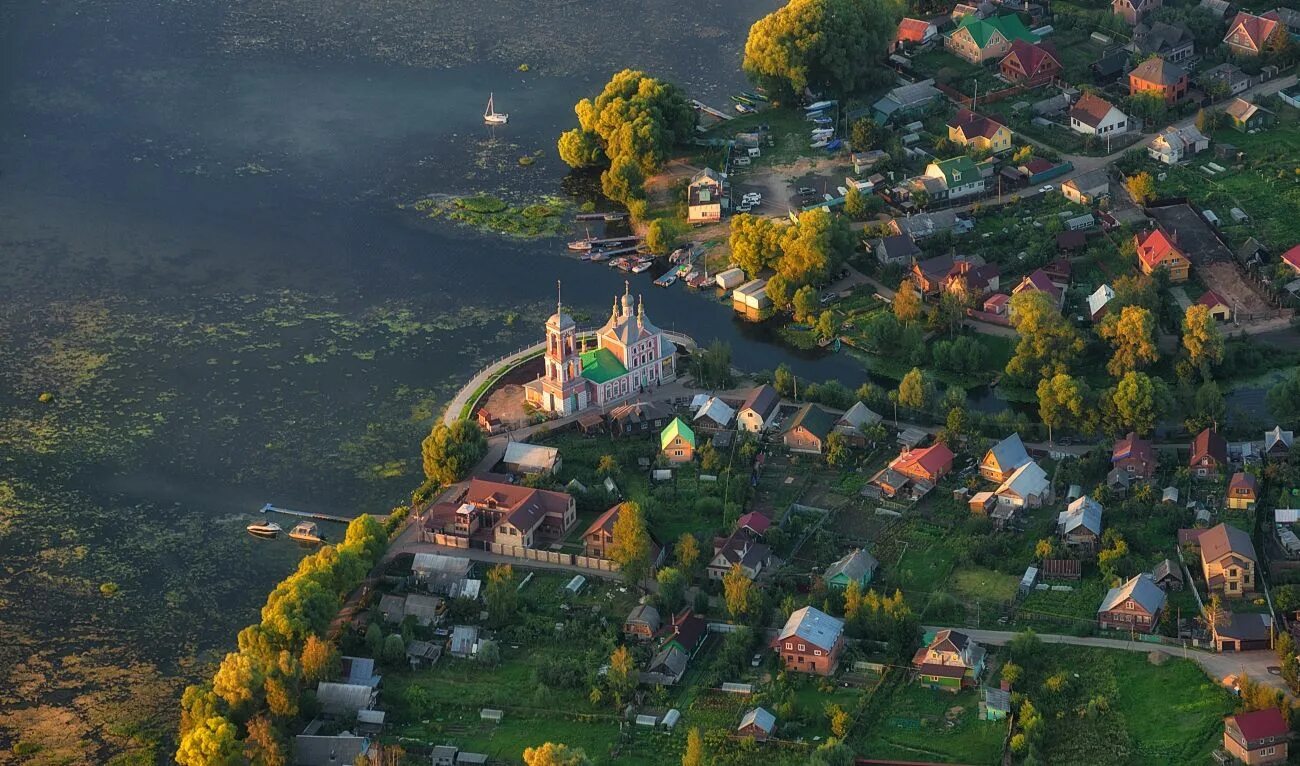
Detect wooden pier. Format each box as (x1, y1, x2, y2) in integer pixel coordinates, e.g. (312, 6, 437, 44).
(261, 503, 357, 524)
(690, 99, 734, 121)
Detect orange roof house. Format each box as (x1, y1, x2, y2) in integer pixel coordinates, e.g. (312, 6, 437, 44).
(1134, 228, 1190, 282)
(1129, 57, 1188, 104)
(1224, 11, 1287, 56)
(890, 443, 955, 484)
(999, 40, 1062, 86)
(896, 17, 939, 47)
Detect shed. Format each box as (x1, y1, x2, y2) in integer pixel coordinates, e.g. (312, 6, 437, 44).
(456, 754, 489, 766)
(737, 707, 777, 741)
(716, 268, 747, 290)
(1019, 565, 1039, 595)
(480, 708, 504, 723)
(636, 714, 659, 727)
(450, 625, 479, 658)
(661, 709, 682, 730)
(355, 709, 386, 735)
(431, 745, 459, 766)
(565, 575, 587, 594)
(984, 688, 1012, 720)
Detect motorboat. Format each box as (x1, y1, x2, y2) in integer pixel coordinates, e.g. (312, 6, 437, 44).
(654, 273, 677, 287)
(247, 521, 282, 539)
(288, 521, 325, 544)
(631, 259, 653, 273)
(805, 99, 837, 111)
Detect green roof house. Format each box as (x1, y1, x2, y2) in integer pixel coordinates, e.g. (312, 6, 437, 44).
(661, 417, 696, 463)
(824, 549, 878, 589)
(945, 14, 1038, 63)
(924, 156, 986, 201)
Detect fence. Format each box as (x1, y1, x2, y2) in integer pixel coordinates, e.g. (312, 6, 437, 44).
(934, 79, 1052, 109)
(484, 541, 619, 572)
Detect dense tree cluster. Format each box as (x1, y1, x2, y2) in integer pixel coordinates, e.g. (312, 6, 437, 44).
(177, 515, 388, 765)
(1005, 292, 1086, 386)
(557, 70, 695, 206)
(421, 418, 487, 488)
(728, 210, 853, 309)
(743, 0, 902, 100)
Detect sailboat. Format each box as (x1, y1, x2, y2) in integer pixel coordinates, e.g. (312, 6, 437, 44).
(484, 93, 509, 125)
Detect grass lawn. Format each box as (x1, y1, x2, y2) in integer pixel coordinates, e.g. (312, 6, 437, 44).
(911, 49, 1003, 98)
(879, 521, 957, 595)
(1016, 577, 1110, 634)
(949, 566, 1021, 603)
(856, 682, 1007, 764)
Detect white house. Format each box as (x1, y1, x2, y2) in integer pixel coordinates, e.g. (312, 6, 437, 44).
(1068, 93, 1129, 136)
(995, 461, 1052, 509)
(1148, 125, 1209, 165)
(687, 168, 726, 224)
(737, 385, 780, 433)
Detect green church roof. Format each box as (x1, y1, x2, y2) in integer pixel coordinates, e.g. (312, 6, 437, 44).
(660, 417, 696, 451)
(580, 347, 628, 384)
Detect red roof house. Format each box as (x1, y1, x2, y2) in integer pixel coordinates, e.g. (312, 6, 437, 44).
(1129, 57, 1188, 104)
(1190, 427, 1228, 478)
(999, 40, 1062, 85)
(1135, 228, 1191, 282)
(896, 17, 939, 47)
(1281, 245, 1300, 276)
(890, 443, 955, 484)
(1224, 708, 1289, 765)
(736, 511, 771, 536)
(1011, 268, 1064, 308)
(983, 293, 1009, 315)
(1112, 432, 1156, 480)
(1224, 12, 1287, 56)
(1198, 290, 1231, 321)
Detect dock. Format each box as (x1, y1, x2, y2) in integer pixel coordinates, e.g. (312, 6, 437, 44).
(690, 99, 734, 121)
(575, 212, 625, 221)
(261, 503, 355, 524)
(588, 235, 641, 246)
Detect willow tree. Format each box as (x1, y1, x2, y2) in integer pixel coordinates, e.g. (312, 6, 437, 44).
(743, 0, 901, 100)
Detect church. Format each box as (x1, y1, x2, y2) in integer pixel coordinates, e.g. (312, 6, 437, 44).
(524, 283, 677, 416)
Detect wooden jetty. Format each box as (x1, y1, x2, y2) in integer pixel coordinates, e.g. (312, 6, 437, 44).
(689, 99, 734, 121)
(261, 503, 354, 524)
(588, 235, 641, 246)
(575, 212, 622, 221)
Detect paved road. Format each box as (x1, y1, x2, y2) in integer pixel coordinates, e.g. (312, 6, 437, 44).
(930, 625, 1288, 693)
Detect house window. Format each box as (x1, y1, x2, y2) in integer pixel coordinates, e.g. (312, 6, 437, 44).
(785, 642, 793, 650)
(798, 644, 805, 652)
(1126, 601, 1134, 610)
(814, 650, 822, 656)
(1262, 747, 1275, 756)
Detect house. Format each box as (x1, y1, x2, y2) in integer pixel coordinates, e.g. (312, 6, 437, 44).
(737, 385, 780, 433)
(583, 502, 663, 562)
(981, 433, 1032, 482)
(411, 552, 473, 592)
(475, 408, 502, 435)
(913, 253, 959, 295)
(1201, 63, 1253, 98)
(1112, 432, 1156, 481)
(316, 682, 377, 717)
(1190, 427, 1228, 477)
(1198, 0, 1232, 21)
(1062, 169, 1110, 206)
(1199, 522, 1258, 596)
(875, 233, 922, 266)
(1011, 268, 1063, 309)
(1224, 98, 1274, 132)
(868, 467, 913, 499)
(1112, 0, 1161, 25)
(824, 549, 878, 590)
(995, 461, 1052, 509)
(911, 629, 986, 692)
(983, 293, 1010, 316)
(339, 656, 382, 689)
(999, 40, 1062, 86)
(1274, 6, 1300, 37)
(1097, 573, 1166, 633)
(1151, 558, 1184, 591)
(1198, 290, 1232, 321)
(872, 81, 943, 123)
(947, 110, 1013, 154)
(1130, 21, 1194, 62)
(773, 606, 846, 675)
(924, 156, 985, 200)
(891, 442, 955, 485)
(737, 511, 771, 537)
(1070, 93, 1129, 138)
(1129, 57, 1188, 104)
(401, 594, 442, 627)
(896, 17, 939, 48)
(1265, 426, 1294, 460)
(1225, 708, 1290, 764)
(1134, 228, 1191, 282)
(1228, 472, 1259, 510)
(656, 608, 708, 657)
(1149, 124, 1210, 166)
(693, 396, 736, 430)
(660, 417, 696, 463)
(1059, 496, 1104, 552)
(1224, 11, 1287, 56)
(737, 707, 777, 742)
(945, 14, 1039, 63)
(501, 441, 560, 476)
(1283, 245, 1300, 277)
(707, 528, 771, 580)
(1092, 49, 1131, 85)
(889, 209, 973, 240)
(687, 168, 726, 224)
(294, 734, 370, 766)
(1088, 284, 1116, 322)
(783, 403, 835, 455)
(943, 260, 1000, 299)
(449, 625, 479, 658)
(835, 402, 883, 444)
(643, 644, 690, 685)
(1214, 612, 1274, 652)
(448, 478, 577, 548)
(607, 400, 672, 437)
(624, 603, 662, 640)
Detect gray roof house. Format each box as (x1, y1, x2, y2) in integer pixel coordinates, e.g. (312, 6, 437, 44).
(449, 625, 479, 658)
(776, 606, 845, 650)
(315, 682, 377, 717)
(1058, 496, 1103, 548)
(981, 433, 1032, 481)
(294, 734, 370, 766)
(737, 707, 777, 739)
(872, 80, 943, 122)
(836, 402, 883, 436)
(1098, 573, 1167, 628)
(339, 656, 381, 688)
(824, 549, 879, 589)
(642, 644, 690, 685)
(875, 233, 922, 265)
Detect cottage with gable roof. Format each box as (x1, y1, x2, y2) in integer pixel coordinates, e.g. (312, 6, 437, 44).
(1097, 573, 1166, 633)
(1200, 522, 1257, 596)
(783, 403, 835, 455)
(981, 433, 1032, 482)
(660, 417, 695, 463)
(1112, 0, 1161, 25)
(945, 14, 1039, 63)
(1069, 93, 1129, 137)
(1134, 228, 1191, 281)
(1190, 427, 1228, 478)
(999, 40, 1062, 86)
(1224, 11, 1288, 56)
(687, 168, 726, 224)
(1059, 496, 1104, 552)
(1224, 708, 1290, 764)
(912, 629, 986, 691)
(773, 606, 845, 674)
(824, 549, 878, 590)
(737, 384, 780, 433)
(947, 109, 1013, 154)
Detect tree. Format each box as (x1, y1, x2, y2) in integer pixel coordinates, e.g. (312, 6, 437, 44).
(893, 279, 923, 323)
(675, 533, 701, 577)
(843, 186, 868, 220)
(557, 69, 695, 177)
(596, 454, 620, 478)
(743, 0, 900, 99)
(1110, 371, 1160, 435)
(896, 367, 930, 411)
(609, 501, 653, 587)
(607, 645, 637, 706)
(1182, 304, 1224, 372)
(656, 567, 688, 613)
(723, 563, 756, 619)
(1012, 145, 1034, 165)
(1005, 292, 1085, 384)
(1204, 594, 1226, 632)
(477, 638, 501, 667)
(485, 564, 518, 626)
(421, 419, 487, 486)
(1037, 373, 1087, 442)
(775, 208, 852, 287)
(682, 727, 705, 766)
(766, 272, 792, 311)
(827, 704, 852, 738)
(1125, 171, 1156, 205)
(601, 155, 646, 204)
(212, 651, 263, 712)
(1099, 305, 1158, 377)
(299, 634, 339, 684)
(826, 431, 851, 467)
(1001, 661, 1023, 687)
(382, 633, 406, 664)
(774, 363, 796, 397)
(523, 743, 590, 766)
(264, 675, 298, 719)
(176, 716, 242, 766)
(364, 623, 384, 656)
(815, 310, 837, 341)
(793, 284, 821, 323)
(1268, 370, 1300, 425)
(244, 715, 287, 766)
(645, 219, 673, 254)
(1186, 379, 1226, 433)
(729, 214, 783, 278)
(1034, 539, 1055, 561)
(850, 118, 881, 151)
